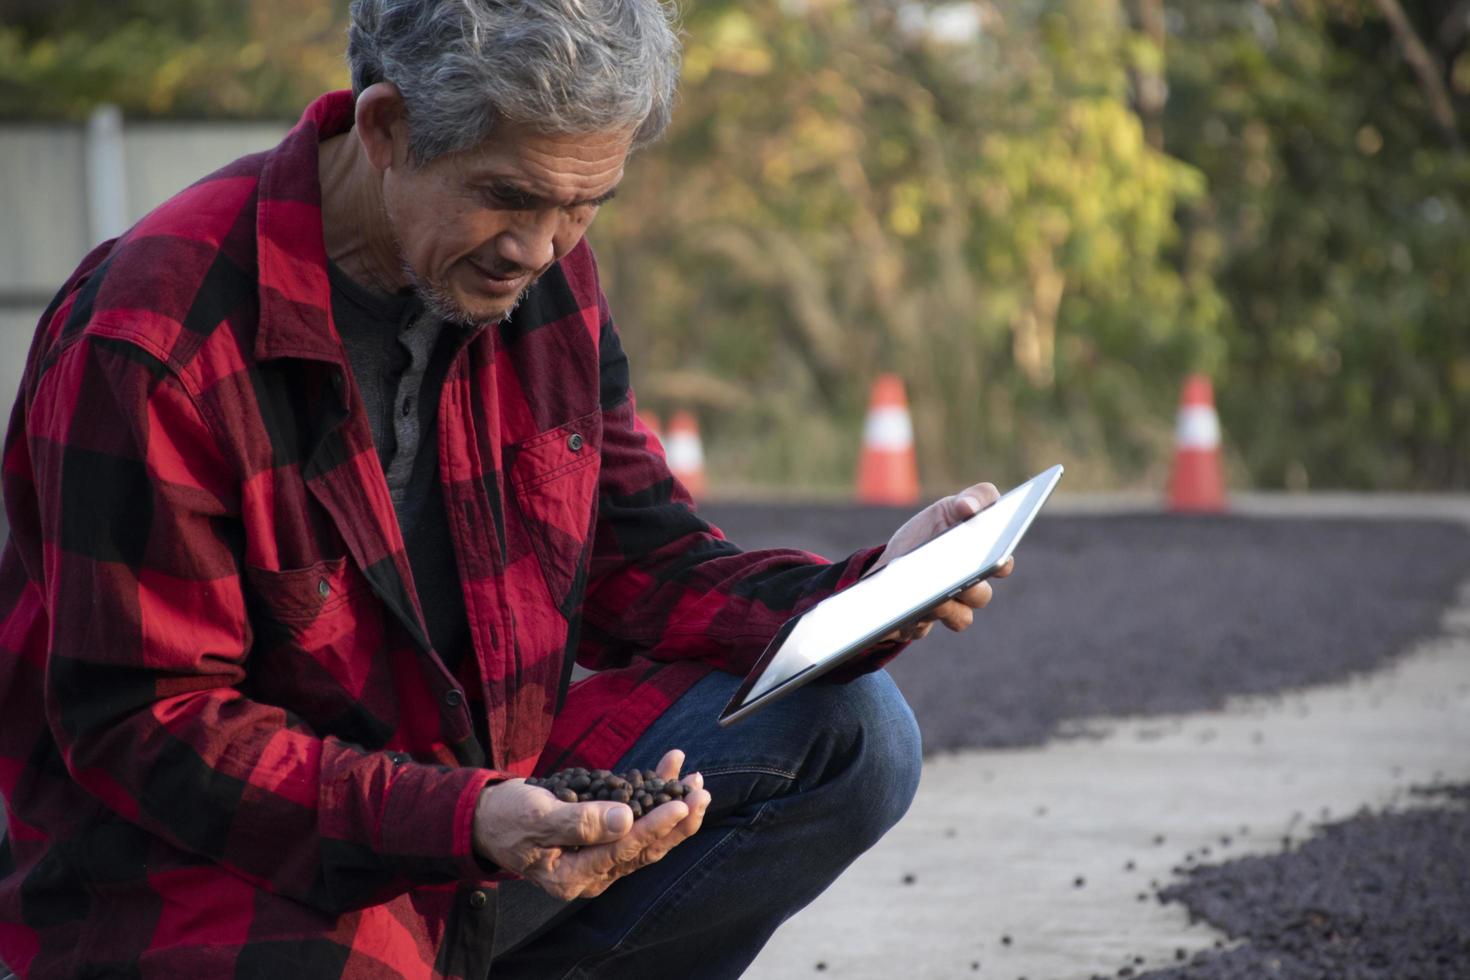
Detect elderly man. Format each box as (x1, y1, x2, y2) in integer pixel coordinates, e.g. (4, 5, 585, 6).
(0, 1, 1011, 977)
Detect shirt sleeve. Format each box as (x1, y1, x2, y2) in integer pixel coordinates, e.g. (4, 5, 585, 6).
(579, 301, 905, 678)
(23, 333, 501, 915)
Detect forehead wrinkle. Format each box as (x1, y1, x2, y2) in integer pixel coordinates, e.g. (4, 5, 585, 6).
(468, 155, 626, 208)
(472, 125, 629, 176)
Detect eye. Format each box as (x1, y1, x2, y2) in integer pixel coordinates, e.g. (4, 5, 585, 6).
(478, 185, 537, 210)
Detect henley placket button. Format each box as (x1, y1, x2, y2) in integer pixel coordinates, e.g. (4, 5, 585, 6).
(567, 432, 584, 452)
(443, 689, 464, 710)
(467, 889, 488, 910)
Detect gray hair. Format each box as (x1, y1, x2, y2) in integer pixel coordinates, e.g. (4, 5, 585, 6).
(348, 0, 681, 165)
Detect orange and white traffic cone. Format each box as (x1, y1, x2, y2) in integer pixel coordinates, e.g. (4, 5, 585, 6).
(1167, 374, 1226, 512)
(666, 410, 706, 499)
(856, 374, 920, 505)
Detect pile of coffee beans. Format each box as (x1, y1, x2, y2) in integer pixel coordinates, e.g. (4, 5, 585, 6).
(527, 767, 691, 820)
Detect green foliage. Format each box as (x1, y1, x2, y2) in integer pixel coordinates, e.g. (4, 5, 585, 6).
(3, 0, 1465, 490)
(1166, 0, 1470, 489)
(0, 0, 348, 119)
(598, 0, 1219, 492)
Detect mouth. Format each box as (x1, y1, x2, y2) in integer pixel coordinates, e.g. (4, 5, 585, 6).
(466, 259, 532, 298)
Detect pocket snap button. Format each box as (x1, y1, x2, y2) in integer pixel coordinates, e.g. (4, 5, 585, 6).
(567, 432, 584, 453)
(467, 889, 488, 910)
(317, 579, 331, 598)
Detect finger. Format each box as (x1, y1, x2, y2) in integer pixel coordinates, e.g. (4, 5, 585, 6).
(992, 555, 1016, 579)
(608, 801, 689, 864)
(662, 787, 711, 845)
(948, 492, 983, 524)
(548, 800, 634, 847)
(898, 619, 935, 643)
(954, 580, 995, 610)
(959, 481, 1000, 510)
(632, 789, 711, 867)
(557, 802, 679, 882)
(931, 599, 975, 632)
(655, 748, 685, 781)
(680, 771, 705, 792)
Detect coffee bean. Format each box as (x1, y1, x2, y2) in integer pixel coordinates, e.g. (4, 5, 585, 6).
(530, 766, 700, 821)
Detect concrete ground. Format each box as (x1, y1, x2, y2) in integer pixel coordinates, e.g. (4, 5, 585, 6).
(738, 495, 1470, 980)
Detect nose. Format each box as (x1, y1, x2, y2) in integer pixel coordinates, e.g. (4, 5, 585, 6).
(495, 208, 561, 273)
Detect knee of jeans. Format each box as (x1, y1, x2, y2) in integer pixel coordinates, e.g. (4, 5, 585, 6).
(837, 671, 923, 845)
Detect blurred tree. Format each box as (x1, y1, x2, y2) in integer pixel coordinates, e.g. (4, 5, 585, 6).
(597, 0, 1220, 492)
(1165, 0, 1470, 489)
(0, 0, 347, 118)
(4, 0, 1464, 490)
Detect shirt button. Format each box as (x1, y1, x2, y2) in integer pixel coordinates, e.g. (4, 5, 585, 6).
(444, 689, 464, 709)
(317, 579, 331, 598)
(467, 889, 488, 910)
(567, 432, 584, 452)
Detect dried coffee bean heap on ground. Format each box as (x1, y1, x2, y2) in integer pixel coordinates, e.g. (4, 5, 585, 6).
(528, 767, 690, 820)
(1139, 783, 1470, 980)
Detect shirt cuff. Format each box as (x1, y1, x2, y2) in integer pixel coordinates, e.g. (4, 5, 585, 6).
(377, 762, 513, 884)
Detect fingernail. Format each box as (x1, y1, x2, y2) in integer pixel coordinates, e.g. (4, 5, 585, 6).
(959, 495, 981, 516)
(693, 772, 704, 788)
(604, 806, 632, 835)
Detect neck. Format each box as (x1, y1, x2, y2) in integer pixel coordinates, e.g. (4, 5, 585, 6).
(319, 133, 407, 295)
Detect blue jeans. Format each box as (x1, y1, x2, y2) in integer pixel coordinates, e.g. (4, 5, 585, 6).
(490, 668, 923, 979)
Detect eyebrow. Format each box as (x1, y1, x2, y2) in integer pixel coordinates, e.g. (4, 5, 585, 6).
(480, 179, 619, 209)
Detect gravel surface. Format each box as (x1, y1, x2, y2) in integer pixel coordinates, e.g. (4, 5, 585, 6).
(1131, 783, 1470, 980)
(702, 506, 1470, 753)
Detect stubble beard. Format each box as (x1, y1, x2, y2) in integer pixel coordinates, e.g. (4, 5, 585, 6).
(398, 256, 535, 328)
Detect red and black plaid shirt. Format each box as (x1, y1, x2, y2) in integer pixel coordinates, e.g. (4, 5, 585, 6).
(0, 92, 889, 978)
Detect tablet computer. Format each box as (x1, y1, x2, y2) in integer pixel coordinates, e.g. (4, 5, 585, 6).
(718, 464, 1064, 726)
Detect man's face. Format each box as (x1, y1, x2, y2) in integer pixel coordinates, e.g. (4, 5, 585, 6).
(380, 124, 631, 325)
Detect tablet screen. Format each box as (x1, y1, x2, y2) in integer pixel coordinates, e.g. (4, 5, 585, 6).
(720, 465, 1063, 724)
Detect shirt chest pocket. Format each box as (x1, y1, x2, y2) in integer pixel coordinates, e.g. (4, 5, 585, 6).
(509, 410, 602, 614)
(242, 556, 390, 737)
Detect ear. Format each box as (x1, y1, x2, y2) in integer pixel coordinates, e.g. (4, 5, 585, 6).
(355, 82, 409, 173)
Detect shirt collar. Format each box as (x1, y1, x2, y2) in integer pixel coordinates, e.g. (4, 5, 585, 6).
(254, 90, 359, 365)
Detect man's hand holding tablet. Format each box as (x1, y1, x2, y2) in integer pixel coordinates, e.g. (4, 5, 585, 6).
(719, 466, 1063, 726)
(868, 481, 1018, 644)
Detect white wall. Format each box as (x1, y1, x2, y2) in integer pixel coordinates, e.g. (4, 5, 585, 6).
(0, 116, 289, 430)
